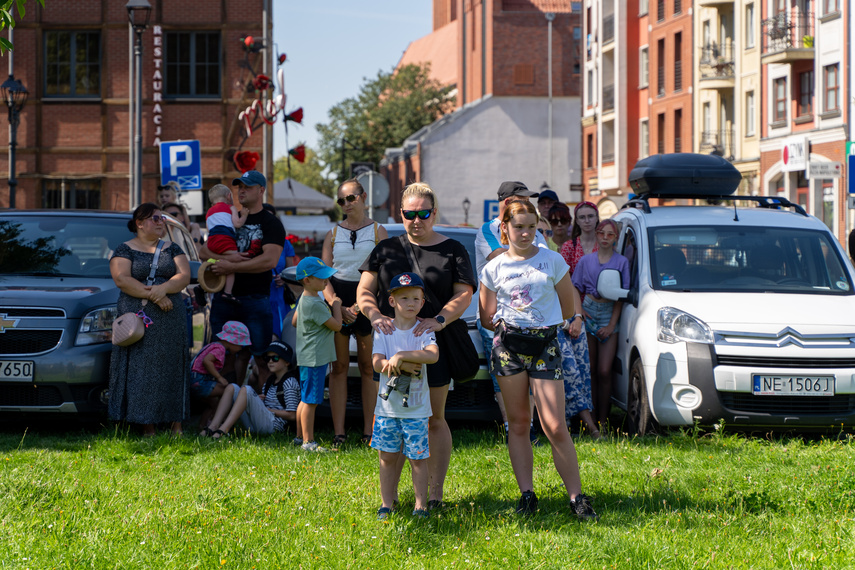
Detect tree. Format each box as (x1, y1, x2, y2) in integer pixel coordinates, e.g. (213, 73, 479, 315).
(316, 63, 455, 185)
(0, 0, 44, 53)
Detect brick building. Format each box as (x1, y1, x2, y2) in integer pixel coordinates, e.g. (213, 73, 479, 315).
(0, 0, 272, 212)
(382, 0, 583, 226)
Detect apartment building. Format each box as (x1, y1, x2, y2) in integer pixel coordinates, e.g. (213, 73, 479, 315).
(0, 1, 271, 212)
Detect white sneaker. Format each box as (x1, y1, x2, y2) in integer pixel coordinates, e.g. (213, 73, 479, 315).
(301, 441, 327, 452)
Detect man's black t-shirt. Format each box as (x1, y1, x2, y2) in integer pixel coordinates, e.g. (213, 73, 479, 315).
(233, 209, 286, 296)
(360, 236, 477, 317)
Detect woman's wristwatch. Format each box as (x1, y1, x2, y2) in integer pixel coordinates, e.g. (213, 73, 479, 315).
(435, 315, 446, 329)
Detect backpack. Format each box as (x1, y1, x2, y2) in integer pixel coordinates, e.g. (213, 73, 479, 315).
(262, 371, 298, 409)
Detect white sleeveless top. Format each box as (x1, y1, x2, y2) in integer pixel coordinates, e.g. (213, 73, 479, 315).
(331, 222, 379, 282)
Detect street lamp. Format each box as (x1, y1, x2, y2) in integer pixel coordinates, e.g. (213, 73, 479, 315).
(1, 75, 28, 209)
(126, 0, 152, 209)
(462, 197, 471, 226)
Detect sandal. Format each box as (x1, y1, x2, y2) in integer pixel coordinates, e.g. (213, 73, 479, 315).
(199, 427, 215, 437)
(377, 507, 392, 521)
(360, 433, 372, 444)
(332, 434, 347, 449)
(212, 429, 229, 440)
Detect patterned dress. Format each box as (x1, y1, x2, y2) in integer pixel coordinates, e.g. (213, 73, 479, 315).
(557, 329, 593, 420)
(109, 242, 189, 424)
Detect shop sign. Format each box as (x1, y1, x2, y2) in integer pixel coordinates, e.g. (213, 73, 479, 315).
(782, 136, 807, 172)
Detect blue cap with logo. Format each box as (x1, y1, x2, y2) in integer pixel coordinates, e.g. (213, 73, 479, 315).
(232, 170, 267, 188)
(296, 256, 337, 280)
(537, 189, 559, 202)
(388, 272, 425, 293)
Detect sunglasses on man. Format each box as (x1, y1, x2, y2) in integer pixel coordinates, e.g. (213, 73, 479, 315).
(401, 209, 433, 221)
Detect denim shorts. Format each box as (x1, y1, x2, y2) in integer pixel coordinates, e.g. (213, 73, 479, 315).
(189, 371, 217, 399)
(210, 293, 272, 356)
(370, 416, 430, 460)
(582, 296, 615, 341)
(300, 365, 327, 405)
(491, 322, 563, 381)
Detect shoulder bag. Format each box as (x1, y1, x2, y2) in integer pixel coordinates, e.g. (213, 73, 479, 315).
(112, 240, 164, 347)
(398, 234, 479, 383)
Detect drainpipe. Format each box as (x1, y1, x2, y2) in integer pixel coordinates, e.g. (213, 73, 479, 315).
(546, 12, 555, 187)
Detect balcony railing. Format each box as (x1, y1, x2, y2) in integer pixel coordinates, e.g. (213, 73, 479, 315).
(699, 42, 735, 80)
(699, 129, 735, 159)
(602, 83, 614, 112)
(762, 11, 814, 55)
(603, 14, 614, 45)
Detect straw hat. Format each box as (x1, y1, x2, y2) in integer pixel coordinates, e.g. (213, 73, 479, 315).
(198, 260, 226, 293)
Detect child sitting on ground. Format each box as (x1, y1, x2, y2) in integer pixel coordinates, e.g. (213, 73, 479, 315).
(200, 340, 300, 439)
(293, 256, 342, 452)
(371, 272, 439, 520)
(190, 321, 253, 430)
(204, 183, 247, 303)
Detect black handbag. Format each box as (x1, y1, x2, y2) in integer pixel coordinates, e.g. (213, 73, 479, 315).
(497, 320, 557, 357)
(399, 235, 480, 383)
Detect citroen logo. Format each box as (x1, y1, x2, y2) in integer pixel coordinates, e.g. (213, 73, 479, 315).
(0, 314, 20, 333)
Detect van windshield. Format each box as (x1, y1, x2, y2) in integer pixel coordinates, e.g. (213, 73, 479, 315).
(649, 226, 852, 294)
(0, 216, 130, 277)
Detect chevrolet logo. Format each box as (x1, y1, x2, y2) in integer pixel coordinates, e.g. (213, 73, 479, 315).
(0, 314, 20, 333)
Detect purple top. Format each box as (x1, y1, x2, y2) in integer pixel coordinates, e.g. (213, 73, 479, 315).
(572, 251, 630, 298)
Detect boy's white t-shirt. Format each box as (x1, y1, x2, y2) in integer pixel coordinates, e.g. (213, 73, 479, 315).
(373, 325, 436, 419)
(480, 247, 570, 328)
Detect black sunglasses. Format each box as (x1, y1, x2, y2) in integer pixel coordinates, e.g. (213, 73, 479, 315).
(549, 218, 570, 225)
(336, 193, 362, 206)
(402, 209, 432, 221)
(263, 355, 282, 363)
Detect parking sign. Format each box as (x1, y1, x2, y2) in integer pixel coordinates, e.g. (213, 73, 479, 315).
(159, 140, 202, 190)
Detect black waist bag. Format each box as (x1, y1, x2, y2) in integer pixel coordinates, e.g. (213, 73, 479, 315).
(498, 321, 557, 357)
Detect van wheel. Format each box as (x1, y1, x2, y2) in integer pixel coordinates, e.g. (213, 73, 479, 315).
(628, 358, 657, 436)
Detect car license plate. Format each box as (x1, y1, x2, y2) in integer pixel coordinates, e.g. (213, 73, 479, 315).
(0, 360, 34, 381)
(752, 375, 835, 396)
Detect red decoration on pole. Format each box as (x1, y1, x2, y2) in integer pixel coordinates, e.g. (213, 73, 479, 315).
(244, 35, 254, 48)
(288, 145, 306, 163)
(253, 74, 272, 91)
(234, 150, 260, 173)
(278, 53, 287, 65)
(285, 107, 303, 124)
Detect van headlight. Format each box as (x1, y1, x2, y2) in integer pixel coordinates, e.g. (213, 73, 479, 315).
(657, 307, 714, 344)
(76, 306, 118, 346)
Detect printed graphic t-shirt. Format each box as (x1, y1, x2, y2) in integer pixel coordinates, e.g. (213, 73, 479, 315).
(373, 326, 436, 419)
(233, 209, 286, 297)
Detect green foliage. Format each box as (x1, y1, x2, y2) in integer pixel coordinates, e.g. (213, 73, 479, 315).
(0, 0, 44, 53)
(316, 63, 455, 184)
(273, 146, 336, 199)
(1, 426, 854, 568)
(0, 220, 67, 272)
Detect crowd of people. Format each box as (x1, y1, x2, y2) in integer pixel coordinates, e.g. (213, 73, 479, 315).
(107, 171, 618, 522)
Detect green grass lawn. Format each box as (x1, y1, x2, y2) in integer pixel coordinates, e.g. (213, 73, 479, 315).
(1, 425, 853, 569)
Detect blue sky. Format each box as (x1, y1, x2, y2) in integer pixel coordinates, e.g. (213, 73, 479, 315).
(271, 2, 433, 160)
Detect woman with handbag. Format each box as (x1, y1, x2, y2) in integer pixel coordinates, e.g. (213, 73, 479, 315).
(321, 179, 388, 448)
(479, 199, 597, 520)
(109, 203, 191, 437)
(357, 182, 476, 509)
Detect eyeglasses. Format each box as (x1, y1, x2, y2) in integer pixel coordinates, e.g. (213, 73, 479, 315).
(165, 211, 181, 217)
(549, 218, 570, 225)
(596, 231, 617, 238)
(402, 209, 432, 221)
(336, 193, 362, 206)
(148, 215, 165, 223)
(264, 355, 282, 363)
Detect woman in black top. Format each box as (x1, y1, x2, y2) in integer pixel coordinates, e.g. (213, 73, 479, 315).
(358, 182, 476, 509)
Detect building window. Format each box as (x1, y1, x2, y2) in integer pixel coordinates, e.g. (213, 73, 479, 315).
(43, 179, 101, 209)
(674, 109, 682, 153)
(657, 113, 665, 154)
(773, 77, 787, 123)
(745, 4, 755, 48)
(587, 69, 596, 105)
(44, 31, 100, 97)
(165, 32, 221, 97)
(657, 0, 665, 22)
(640, 119, 649, 158)
(586, 133, 595, 168)
(824, 64, 839, 113)
(673, 33, 682, 92)
(798, 71, 813, 117)
(745, 91, 755, 136)
(639, 0, 648, 16)
(674, 0, 681, 15)
(657, 39, 665, 97)
(573, 27, 582, 74)
(639, 47, 649, 88)
(825, 0, 840, 14)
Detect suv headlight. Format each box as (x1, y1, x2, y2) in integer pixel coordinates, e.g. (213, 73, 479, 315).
(657, 307, 714, 344)
(77, 306, 118, 346)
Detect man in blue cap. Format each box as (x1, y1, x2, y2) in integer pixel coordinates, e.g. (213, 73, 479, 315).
(202, 170, 286, 384)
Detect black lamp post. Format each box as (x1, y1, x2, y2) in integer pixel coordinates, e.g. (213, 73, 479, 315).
(1, 75, 28, 209)
(126, 0, 152, 209)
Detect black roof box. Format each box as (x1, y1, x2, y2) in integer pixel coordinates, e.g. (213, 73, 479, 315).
(628, 153, 742, 197)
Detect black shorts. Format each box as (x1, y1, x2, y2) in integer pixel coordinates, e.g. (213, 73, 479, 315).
(330, 276, 373, 337)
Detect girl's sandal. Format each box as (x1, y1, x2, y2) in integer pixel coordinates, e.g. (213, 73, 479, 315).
(199, 427, 214, 437)
(332, 434, 347, 449)
(212, 429, 229, 440)
(360, 434, 372, 445)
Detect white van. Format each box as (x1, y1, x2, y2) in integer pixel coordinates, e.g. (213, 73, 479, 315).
(598, 153, 855, 434)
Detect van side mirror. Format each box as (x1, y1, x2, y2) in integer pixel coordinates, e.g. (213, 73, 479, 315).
(597, 269, 629, 302)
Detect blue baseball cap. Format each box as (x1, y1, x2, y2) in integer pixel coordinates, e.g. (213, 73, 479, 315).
(388, 272, 425, 293)
(538, 189, 559, 202)
(232, 170, 267, 188)
(296, 256, 337, 280)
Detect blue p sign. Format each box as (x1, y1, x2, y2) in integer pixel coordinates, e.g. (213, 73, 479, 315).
(159, 140, 202, 190)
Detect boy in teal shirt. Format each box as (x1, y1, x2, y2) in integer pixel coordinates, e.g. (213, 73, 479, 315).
(295, 257, 342, 452)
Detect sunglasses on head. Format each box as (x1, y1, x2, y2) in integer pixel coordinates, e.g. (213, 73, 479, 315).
(263, 354, 282, 363)
(402, 209, 432, 221)
(336, 193, 362, 206)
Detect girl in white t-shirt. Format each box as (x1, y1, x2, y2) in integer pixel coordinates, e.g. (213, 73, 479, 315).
(479, 199, 598, 521)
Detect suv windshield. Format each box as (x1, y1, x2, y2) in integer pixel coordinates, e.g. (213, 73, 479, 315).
(0, 216, 129, 277)
(650, 225, 852, 294)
